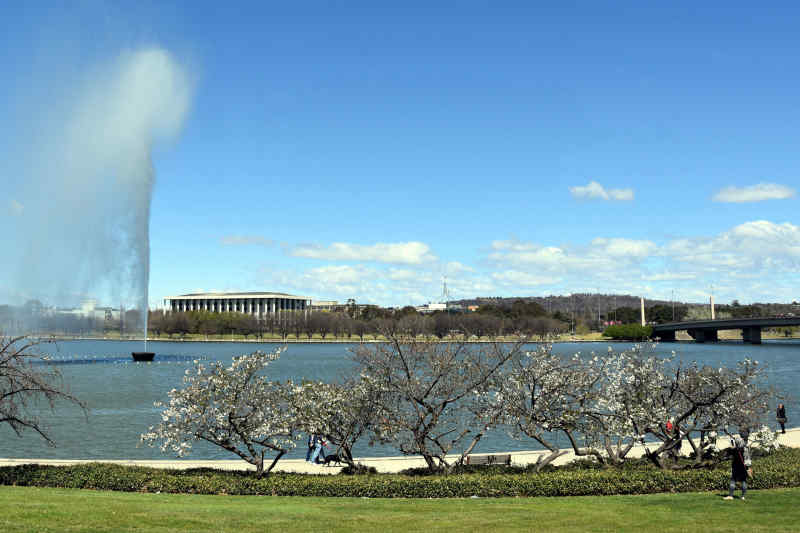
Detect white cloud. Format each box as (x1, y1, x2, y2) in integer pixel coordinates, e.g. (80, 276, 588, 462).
(220, 235, 274, 246)
(608, 188, 634, 201)
(712, 183, 796, 203)
(664, 220, 800, 271)
(444, 261, 475, 275)
(490, 237, 655, 274)
(305, 265, 373, 285)
(492, 270, 561, 287)
(387, 268, 423, 281)
(569, 181, 634, 201)
(248, 219, 798, 306)
(641, 272, 697, 281)
(591, 238, 656, 259)
(487, 220, 800, 302)
(7, 199, 24, 216)
(292, 241, 437, 265)
(490, 241, 568, 268)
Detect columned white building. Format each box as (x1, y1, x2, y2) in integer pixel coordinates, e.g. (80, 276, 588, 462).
(164, 292, 311, 319)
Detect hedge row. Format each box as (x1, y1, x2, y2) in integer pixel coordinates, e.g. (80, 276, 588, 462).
(602, 323, 653, 340)
(2, 448, 799, 498)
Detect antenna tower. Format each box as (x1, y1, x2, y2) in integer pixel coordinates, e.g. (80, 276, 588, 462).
(440, 276, 451, 303)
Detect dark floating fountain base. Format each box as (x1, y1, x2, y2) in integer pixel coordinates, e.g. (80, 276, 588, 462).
(131, 352, 155, 362)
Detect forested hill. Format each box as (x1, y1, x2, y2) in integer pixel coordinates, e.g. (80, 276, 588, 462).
(452, 294, 674, 315)
(451, 294, 800, 320)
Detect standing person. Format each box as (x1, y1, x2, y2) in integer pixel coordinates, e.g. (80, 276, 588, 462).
(777, 404, 787, 434)
(724, 429, 752, 500)
(306, 434, 316, 462)
(666, 419, 682, 463)
(310, 435, 325, 464)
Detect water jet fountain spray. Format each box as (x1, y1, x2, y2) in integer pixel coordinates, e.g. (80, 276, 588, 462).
(6, 47, 193, 355)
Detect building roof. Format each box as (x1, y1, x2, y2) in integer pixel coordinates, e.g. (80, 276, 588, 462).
(166, 292, 310, 300)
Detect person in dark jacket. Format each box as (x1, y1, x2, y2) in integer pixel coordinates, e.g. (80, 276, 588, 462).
(777, 404, 787, 434)
(723, 429, 752, 500)
(306, 434, 319, 462)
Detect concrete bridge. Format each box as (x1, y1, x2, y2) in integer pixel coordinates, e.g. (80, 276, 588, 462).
(652, 317, 800, 344)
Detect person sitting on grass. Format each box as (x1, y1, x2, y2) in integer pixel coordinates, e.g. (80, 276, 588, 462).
(724, 429, 752, 501)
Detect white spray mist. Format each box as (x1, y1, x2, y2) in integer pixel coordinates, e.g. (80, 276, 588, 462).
(10, 47, 193, 346)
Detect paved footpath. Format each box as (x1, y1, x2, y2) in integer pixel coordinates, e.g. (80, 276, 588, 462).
(1, 428, 797, 475)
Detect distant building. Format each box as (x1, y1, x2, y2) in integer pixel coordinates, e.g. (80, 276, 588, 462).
(164, 292, 311, 318)
(416, 302, 447, 314)
(56, 299, 120, 322)
(311, 300, 338, 312)
(311, 300, 375, 316)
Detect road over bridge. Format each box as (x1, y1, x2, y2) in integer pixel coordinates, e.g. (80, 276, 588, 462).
(652, 317, 800, 344)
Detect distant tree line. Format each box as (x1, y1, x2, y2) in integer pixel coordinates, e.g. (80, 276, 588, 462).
(2, 296, 798, 338)
(146, 307, 570, 341)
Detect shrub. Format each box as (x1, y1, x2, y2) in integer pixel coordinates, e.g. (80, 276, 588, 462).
(602, 324, 653, 340)
(1, 448, 799, 498)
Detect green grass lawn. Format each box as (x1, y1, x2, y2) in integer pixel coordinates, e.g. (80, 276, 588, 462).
(2, 486, 797, 533)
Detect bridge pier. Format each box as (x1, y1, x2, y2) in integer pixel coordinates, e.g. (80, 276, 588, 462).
(655, 317, 800, 344)
(742, 326, 762, 345)
(688, 328, 719, 343)
(657, 330, 676, 342)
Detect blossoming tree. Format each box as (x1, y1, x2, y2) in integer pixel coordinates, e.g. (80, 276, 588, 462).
(354, 332, 526, 471)
(503, 345, 773, 470)
(141, 348, 301, 476)
(502, 346, 605, 471)
(288, 377, 382, 468)
(0, 335, 85, 445)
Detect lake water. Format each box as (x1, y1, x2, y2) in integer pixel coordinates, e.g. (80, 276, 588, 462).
(2, 339, 798, 460)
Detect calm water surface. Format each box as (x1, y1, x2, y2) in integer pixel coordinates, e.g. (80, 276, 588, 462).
(2, 339, 797, 460)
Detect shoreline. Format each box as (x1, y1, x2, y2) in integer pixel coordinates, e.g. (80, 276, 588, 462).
(2, 427, 797, 475)
(28, 335, 800, 344)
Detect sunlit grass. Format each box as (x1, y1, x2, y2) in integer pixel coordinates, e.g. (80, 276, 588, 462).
(2, 486, 799, 532)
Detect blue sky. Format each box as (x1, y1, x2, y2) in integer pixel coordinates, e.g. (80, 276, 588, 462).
(2, 1, 799, 308)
